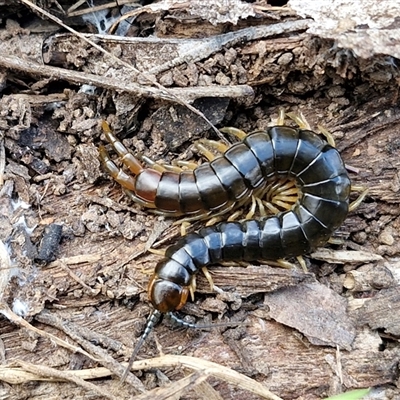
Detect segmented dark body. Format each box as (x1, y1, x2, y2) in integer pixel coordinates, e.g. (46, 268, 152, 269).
(101, 125, 348, 220)
(149, 127, 351, 312)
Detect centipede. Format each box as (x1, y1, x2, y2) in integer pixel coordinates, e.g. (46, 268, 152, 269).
(114, 114, 364, 378)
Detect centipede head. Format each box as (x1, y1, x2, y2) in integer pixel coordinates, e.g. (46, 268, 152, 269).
(148, 276, 189, 313)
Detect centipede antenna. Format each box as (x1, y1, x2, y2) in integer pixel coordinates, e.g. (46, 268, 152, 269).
(121, 309, 162, 383)
(166, 312, 199, 329)
(166, 312, 244, 330)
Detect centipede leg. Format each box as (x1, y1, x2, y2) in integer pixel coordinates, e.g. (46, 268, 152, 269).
(201, 266, 223, 293)
(219, 127, 248, 140)
(296, 256, 308, 272)
(189, 275, 196, 301)
(141, 155, 168, 173)
(285, 112, 336, 147)
(205, 217, 221, 226)
(262, 200, 281, 215)
(148, 248, 166, 256)
(176, 160, 199, 170)
(193, 142, 216, 161)
(99, 146, 139, 192)
(245, 196, 257, 219)
(101, 121, 144, 175)
(286, 111, 312, 131)
(265, 259, 295, 269)
(227, 210, 244, 221)
(349, 186, 369, 212)
(162, 164, 184, 173)
(261, 177, 299, 214)
(203, 200, 245, 226)
(327, 237, 345, 245)
(205, 208, 243, 226)
(317, 125, 336, 147)
(174, 200, 239, 225)
(199, 139, 229, 154)
(276, 108, 287, 125)
(180, 221, 191, 236)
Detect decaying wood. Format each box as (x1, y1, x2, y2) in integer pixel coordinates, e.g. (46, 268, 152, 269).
(0, 1, 399, 400)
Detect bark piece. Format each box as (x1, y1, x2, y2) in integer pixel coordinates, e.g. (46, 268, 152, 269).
(264, 282, 356, 349)
(352, 287, 400, 336)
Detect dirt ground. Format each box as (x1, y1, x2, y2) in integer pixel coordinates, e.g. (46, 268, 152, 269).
(0, 1, 399, 400)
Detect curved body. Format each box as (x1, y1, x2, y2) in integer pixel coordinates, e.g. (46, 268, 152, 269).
(148, 127, 351, 312)
(100, 125, 349, 220)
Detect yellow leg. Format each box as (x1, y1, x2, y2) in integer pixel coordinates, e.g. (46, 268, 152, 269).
(274, 179, 298, 194)
(264, 259, 295, 269)
(176, 160, 199, 170)
(189, 275, 196, 302)
(201, 266, 214, 291)
(328, 237, 344, 245)
(205, 216, 221, 226)
(141, 155, 186, 174)
(286, 111, 311, 130)
(174, 200, 239, 225)
(243, 195, 268, 220)
(148, 248, 166, 256)
(199, 139, 229, 154)
(349, 186, 369, 212)
(262, 177, 299, 213)
(201, 266, 223, 294)
(262, 200, 281, 215)
(245, 196, 257, 219)
(194, 142, 217, 162)
(227, 210, 243, 221)
(141, 155, 167, 173)
(180, 221, 190, 236)
(296, 256, 307, 272)
(99, 146, 139, 191)
(219, 127, 247, 140)
(282, 110, 336, 146)
(277, 109, 286, 126)
(256, 197, 267, 217)
(101, 121, 144, 175)
(162, 164, 184, 173)
(317, 125, 336, 147)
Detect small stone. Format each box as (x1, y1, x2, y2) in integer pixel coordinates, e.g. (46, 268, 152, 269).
(379, 231, 394, 246)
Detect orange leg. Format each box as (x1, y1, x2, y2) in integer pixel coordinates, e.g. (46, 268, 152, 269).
(101, 121, 143, 175)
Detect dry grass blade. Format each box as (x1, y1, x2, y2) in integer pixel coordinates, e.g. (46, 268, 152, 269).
(130, 355, 283, 400)
(132, 371, 208, 400)
(16, 361, 119, 400)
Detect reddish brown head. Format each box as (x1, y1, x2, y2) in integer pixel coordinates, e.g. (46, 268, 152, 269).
(148, 276, 189, 313)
